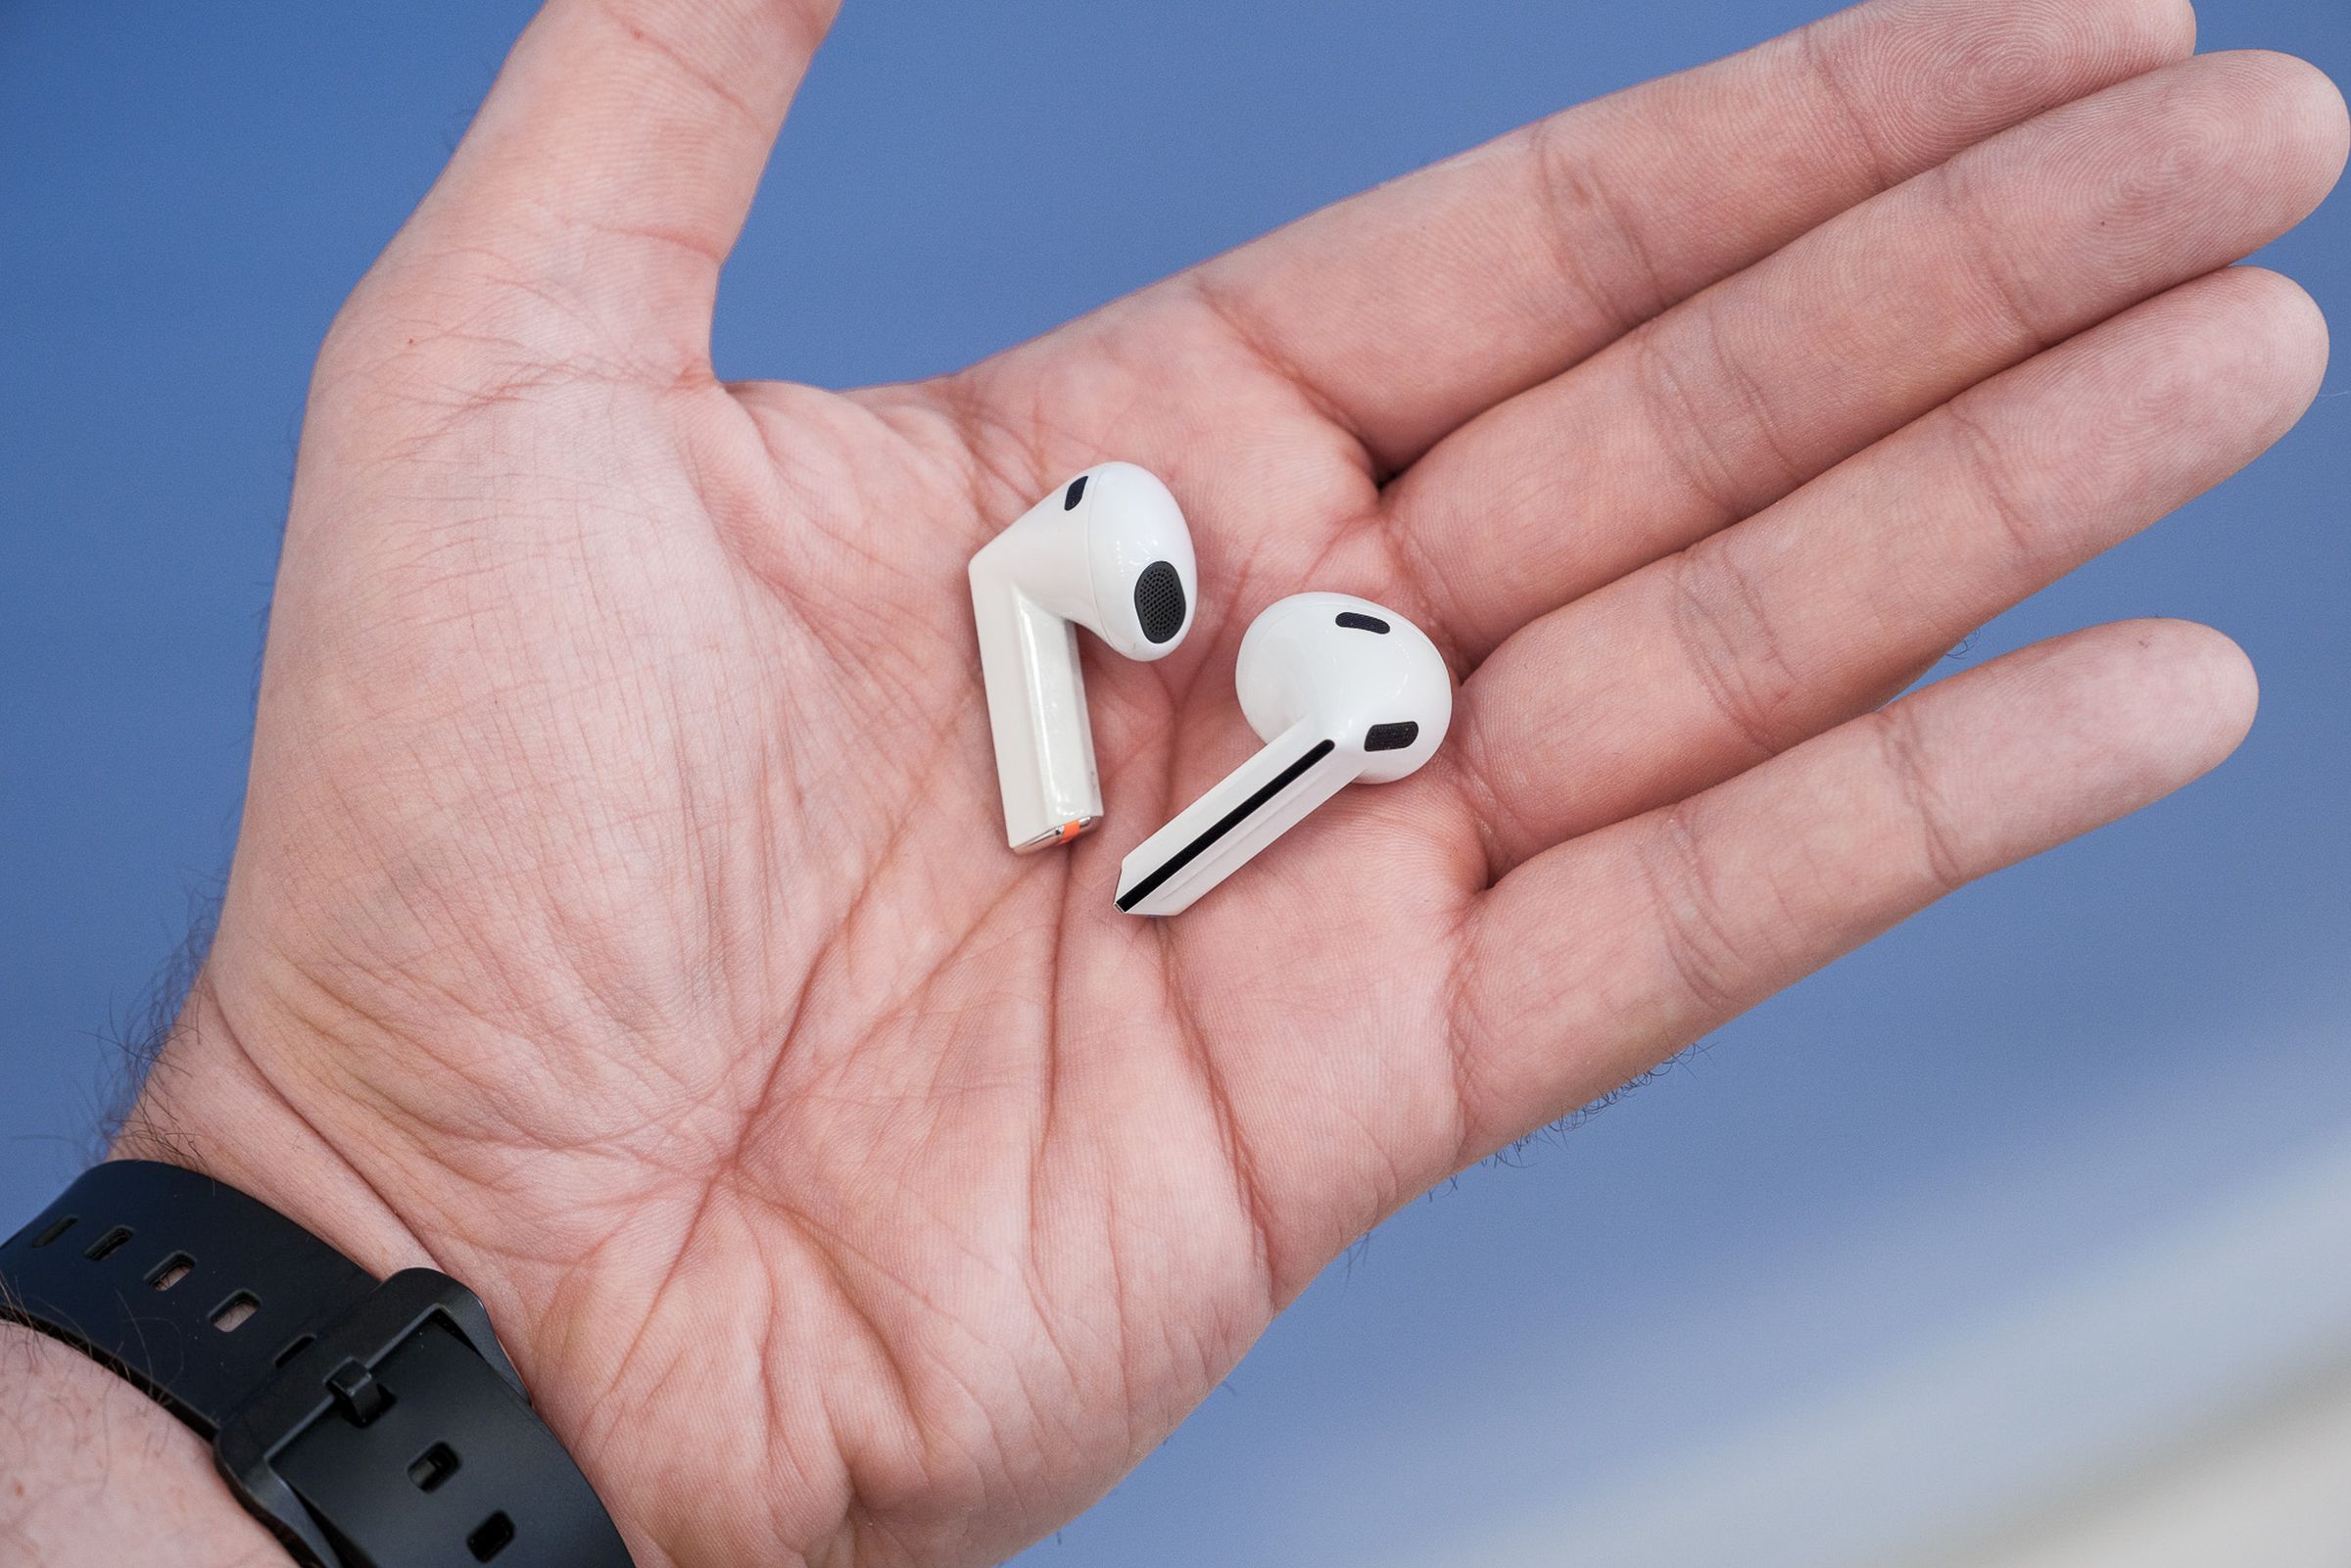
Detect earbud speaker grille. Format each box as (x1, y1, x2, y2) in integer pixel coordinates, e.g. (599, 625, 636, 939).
(1133, 561, 1186, 644)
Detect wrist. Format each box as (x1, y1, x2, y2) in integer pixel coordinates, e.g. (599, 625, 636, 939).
(104, 975, 679, 1566)
(114, 975, 440, 1288)
(0, 1321, 282, 1567)
(1, 969, 457, 1566)
(110, 970, 856, 1568)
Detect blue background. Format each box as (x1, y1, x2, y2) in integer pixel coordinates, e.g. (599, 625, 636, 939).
(2, 2, 2344, 1563)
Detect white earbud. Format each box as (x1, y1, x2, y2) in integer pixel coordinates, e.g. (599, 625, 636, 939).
(970, 462, 1197, 852)
(1115, 593, 1452, 916)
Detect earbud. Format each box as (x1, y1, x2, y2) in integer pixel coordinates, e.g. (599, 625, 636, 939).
(970, 462, 1197, 852)
(1115, 593, 1452, 916)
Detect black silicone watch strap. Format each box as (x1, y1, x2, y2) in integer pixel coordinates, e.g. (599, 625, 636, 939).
(0, 1161, 634, 1568)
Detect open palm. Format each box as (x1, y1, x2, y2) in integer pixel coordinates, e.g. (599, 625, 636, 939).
(127, 1, 2345, 1565)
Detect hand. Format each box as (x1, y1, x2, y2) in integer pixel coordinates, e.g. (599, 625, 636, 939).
(105, 0, 2342, 1564)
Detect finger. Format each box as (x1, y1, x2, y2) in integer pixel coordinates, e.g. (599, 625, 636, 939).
(1449, 619, 2256, 1156)
(1166, 0, 2195, 472)
(1383, 49, 2349, 661)
(392, 0, 840, 362)
(1449, 265, 2327, 874)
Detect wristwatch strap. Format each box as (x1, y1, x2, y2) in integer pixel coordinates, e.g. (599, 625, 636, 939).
(0, 1161, 634, 1568)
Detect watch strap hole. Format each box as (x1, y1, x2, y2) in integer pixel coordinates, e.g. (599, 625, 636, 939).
(211, 1291, 261, 1333)
(408, 1441, 460, 1493)
(83, 1225, 133, 1261)
(467, 1510, 516, 1561)
(25, 1215, 75, 1249)
(147, 1252, 195, 1292)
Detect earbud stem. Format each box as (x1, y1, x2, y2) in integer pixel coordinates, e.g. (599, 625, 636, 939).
(1115, 719, 1356, 916)
(972, 576, 1104, 851)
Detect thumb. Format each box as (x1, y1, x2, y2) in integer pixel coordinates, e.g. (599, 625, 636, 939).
(386, 0, 841, 369)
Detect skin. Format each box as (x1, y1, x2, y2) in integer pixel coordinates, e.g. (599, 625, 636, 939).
(2, 0, 2343, 1564)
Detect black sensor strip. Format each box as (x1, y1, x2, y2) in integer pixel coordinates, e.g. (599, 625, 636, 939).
(1117, 739, 1335, 911)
